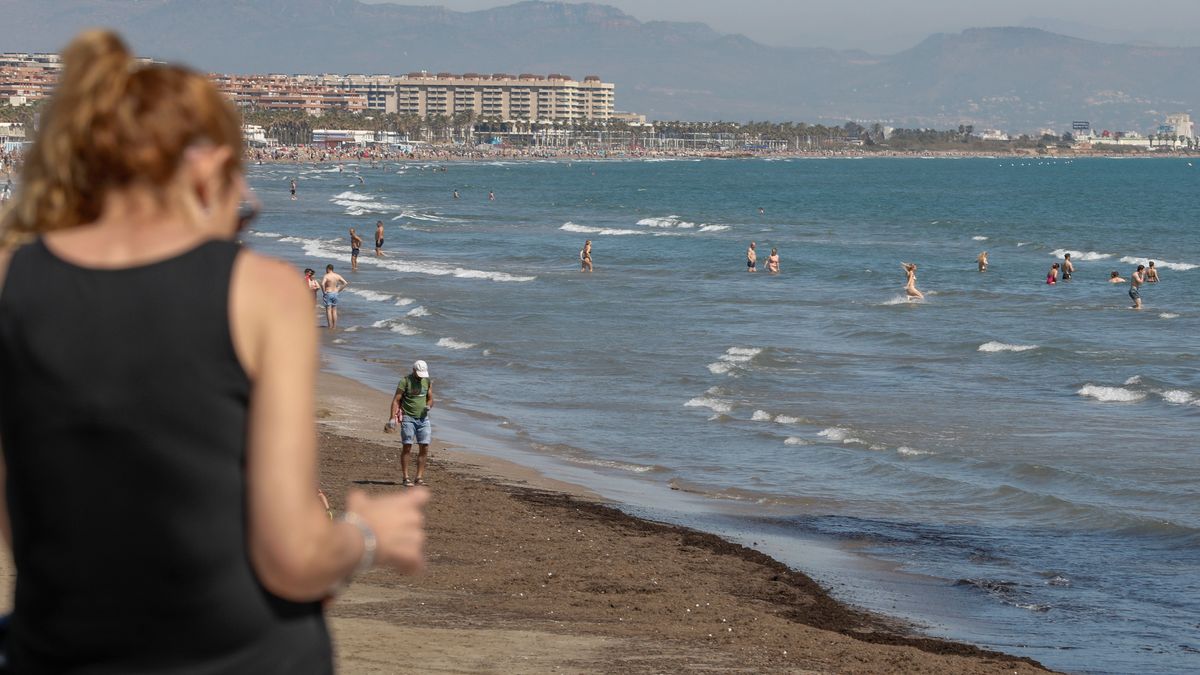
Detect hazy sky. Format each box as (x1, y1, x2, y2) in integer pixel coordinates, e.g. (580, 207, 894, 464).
(363, 0, 1200, 53)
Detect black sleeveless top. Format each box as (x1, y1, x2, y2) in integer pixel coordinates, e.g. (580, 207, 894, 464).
(0, 239, 331, 674)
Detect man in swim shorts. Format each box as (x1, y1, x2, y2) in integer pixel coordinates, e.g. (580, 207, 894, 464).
(388, 360, 434, 486)
(1061, 252, 1074, 281)
(374, 220, 386, 257)
(747, 242, 757, 272)
(321, 264, 349, 329)
(349, 227, 363, 271)
(1129, 265, 1144, 310)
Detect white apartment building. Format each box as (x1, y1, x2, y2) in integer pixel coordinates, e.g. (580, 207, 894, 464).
(390, 72, 615, 123)
(1163, 113, 1194, 139)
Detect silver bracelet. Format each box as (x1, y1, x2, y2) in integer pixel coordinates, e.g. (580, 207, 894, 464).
(342, 511, 377, 580)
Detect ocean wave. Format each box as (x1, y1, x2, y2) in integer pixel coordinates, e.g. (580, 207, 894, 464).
(406, 306, 430, 317)
(560, 222, 645, 236)
(1077, 384, 1145, 403)
(395, 297, 416, 307)
(290, 236, 535, 282)
(637, 215, 697, 229)
(818, 427, 851, 442)
(684, 396, 733, 414)
(249, 231, 283, 238)
(783, 437, 810, 446)
(1049, 248, 1112, 261)
(774, 415, 800, 424)
(751, 410, 802, 425)
(371, 318, 421, 336)
(896, 446, 933, 456)
(565, 457, 661, 474)
(972, 236, 988, 241)
(436, 337, 477, 350)
(698, 224, 731, 233)
(880, 295, 918, 306)
(751, 410, 773, 422)
(346, 289, 394, 303)
(1117, 256, 1197, 271)
(1124, 375, 1143, 385)
(978, 341, 1039, 353)
(707, 347, 763, 377)
(1159, 390, 1195, 405)
(1158, 313, 1180, 319)
(330, 190, 399, 215)
(706, 361, 734, 375)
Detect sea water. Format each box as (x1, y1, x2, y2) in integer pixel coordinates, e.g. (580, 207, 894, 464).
(246, 157, 1199, 674)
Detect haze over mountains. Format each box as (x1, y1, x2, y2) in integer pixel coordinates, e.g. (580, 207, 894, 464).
(2, 0, 1197, 131)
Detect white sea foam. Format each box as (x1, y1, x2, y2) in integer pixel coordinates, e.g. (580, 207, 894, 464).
(684, 396, 733, 414)
(774, 415, 800, 425)
(332, 338, 347, 345)
(972, 236, 988, 241)
(1124, 375, 1143, 385)
(330, 191, 398, 215)
(1158, 313, 1180, 319)
(394, 297, 416, 307)
(783, 437, 810, 446)
(406, 306, 430, 317)
(566, 457, 658, 473)
(561, 222, 644, 236)
(371, 318, 421, 336)
(698, 224, 731, 233)
(978, 341, 1039, 353)
(897, 446, 933, 456)
(250, 231, 283, 238)
(291, 235, 535, 282)
(721, 347, 762, 363)
(751, 410, 773, 422)
(1118, 256, 1197, 271)
(637, 215, 697, 229)
(881, 296, 917, 306)
(1160, 390, 1195, 405)
(706, 361, 734, 375)
(1077, 385, 1145, 403)
(818, 427, 851, 442)
(1050, 248, 1112, 261)
(436, 337, 477, 350)
(346, 289, 394, 303)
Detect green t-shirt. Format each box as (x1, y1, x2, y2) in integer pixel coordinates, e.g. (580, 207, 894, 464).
(396, 375, 431, 418)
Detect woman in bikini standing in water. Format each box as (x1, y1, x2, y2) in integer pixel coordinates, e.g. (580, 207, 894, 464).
(902, 262, 924, 300)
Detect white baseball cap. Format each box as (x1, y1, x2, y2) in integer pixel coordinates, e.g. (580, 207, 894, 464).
(413, 360, 429, 378)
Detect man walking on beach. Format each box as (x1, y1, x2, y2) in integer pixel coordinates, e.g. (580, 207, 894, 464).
(375, 220, 386, 257)
(747, 242, 757, 272)
(321, 264, 348, 329)
(388, 360, 434, 486)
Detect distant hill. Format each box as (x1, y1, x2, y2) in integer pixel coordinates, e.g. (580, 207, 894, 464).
(1, 0, 1197, 131)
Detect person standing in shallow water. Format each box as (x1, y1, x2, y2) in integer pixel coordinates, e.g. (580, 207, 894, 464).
(746, 242, 757, 272)
(321, 264, 348, 329)
(1146, 261, 1160, 283)
(349, 227, 363, 272)
(766, 247, 780, 274)
(1061, 252, 1074, 281)
(977, 251, 988, 272)
(902, 262, 923, 299)
(1046, 263, 1059, 285)
(0, 29, 426, 674)
(1129, 264, 1145, 310)
(580, 239, 592, 272)
(374, 220, 385, 258)
(387, 360, 434, 487)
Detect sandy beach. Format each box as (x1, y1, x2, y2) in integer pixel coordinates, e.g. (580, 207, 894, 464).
(308, 372, 1049, 674)
(0, 370, 1048, 673)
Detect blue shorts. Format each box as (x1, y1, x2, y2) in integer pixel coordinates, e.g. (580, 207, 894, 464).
(322, 291, 339, 307)
(401, 415, 431, 445)
(1129, 286, 1140, 300)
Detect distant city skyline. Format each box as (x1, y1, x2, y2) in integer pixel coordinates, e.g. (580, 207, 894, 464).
(362, 0, 1200, 53)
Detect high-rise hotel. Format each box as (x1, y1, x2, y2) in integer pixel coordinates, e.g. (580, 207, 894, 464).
(384, 72, 615, 122)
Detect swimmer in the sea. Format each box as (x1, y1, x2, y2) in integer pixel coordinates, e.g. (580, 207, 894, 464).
(1047, 263, 1059, 285)
(580, 240, 592, 272)
(902, 263, 923, 299)
(977, 251, 988, 272)
(1109, 271, 1126, 283)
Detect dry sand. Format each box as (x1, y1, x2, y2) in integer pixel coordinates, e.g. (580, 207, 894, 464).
(0, 371, 1052, 673)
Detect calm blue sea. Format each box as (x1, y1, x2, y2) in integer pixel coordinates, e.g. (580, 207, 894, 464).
(245, 157, 1199, 674)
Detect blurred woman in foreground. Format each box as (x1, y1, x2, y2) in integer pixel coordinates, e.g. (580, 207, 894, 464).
(0, 30, 426, 673)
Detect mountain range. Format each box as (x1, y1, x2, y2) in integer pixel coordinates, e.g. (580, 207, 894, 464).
(1, 0, 1197, 131)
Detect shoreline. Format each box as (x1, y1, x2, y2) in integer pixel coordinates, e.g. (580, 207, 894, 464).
(314, 369, 1050, 673)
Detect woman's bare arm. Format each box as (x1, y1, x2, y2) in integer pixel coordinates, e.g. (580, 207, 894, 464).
(231, 251, 425, 601)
